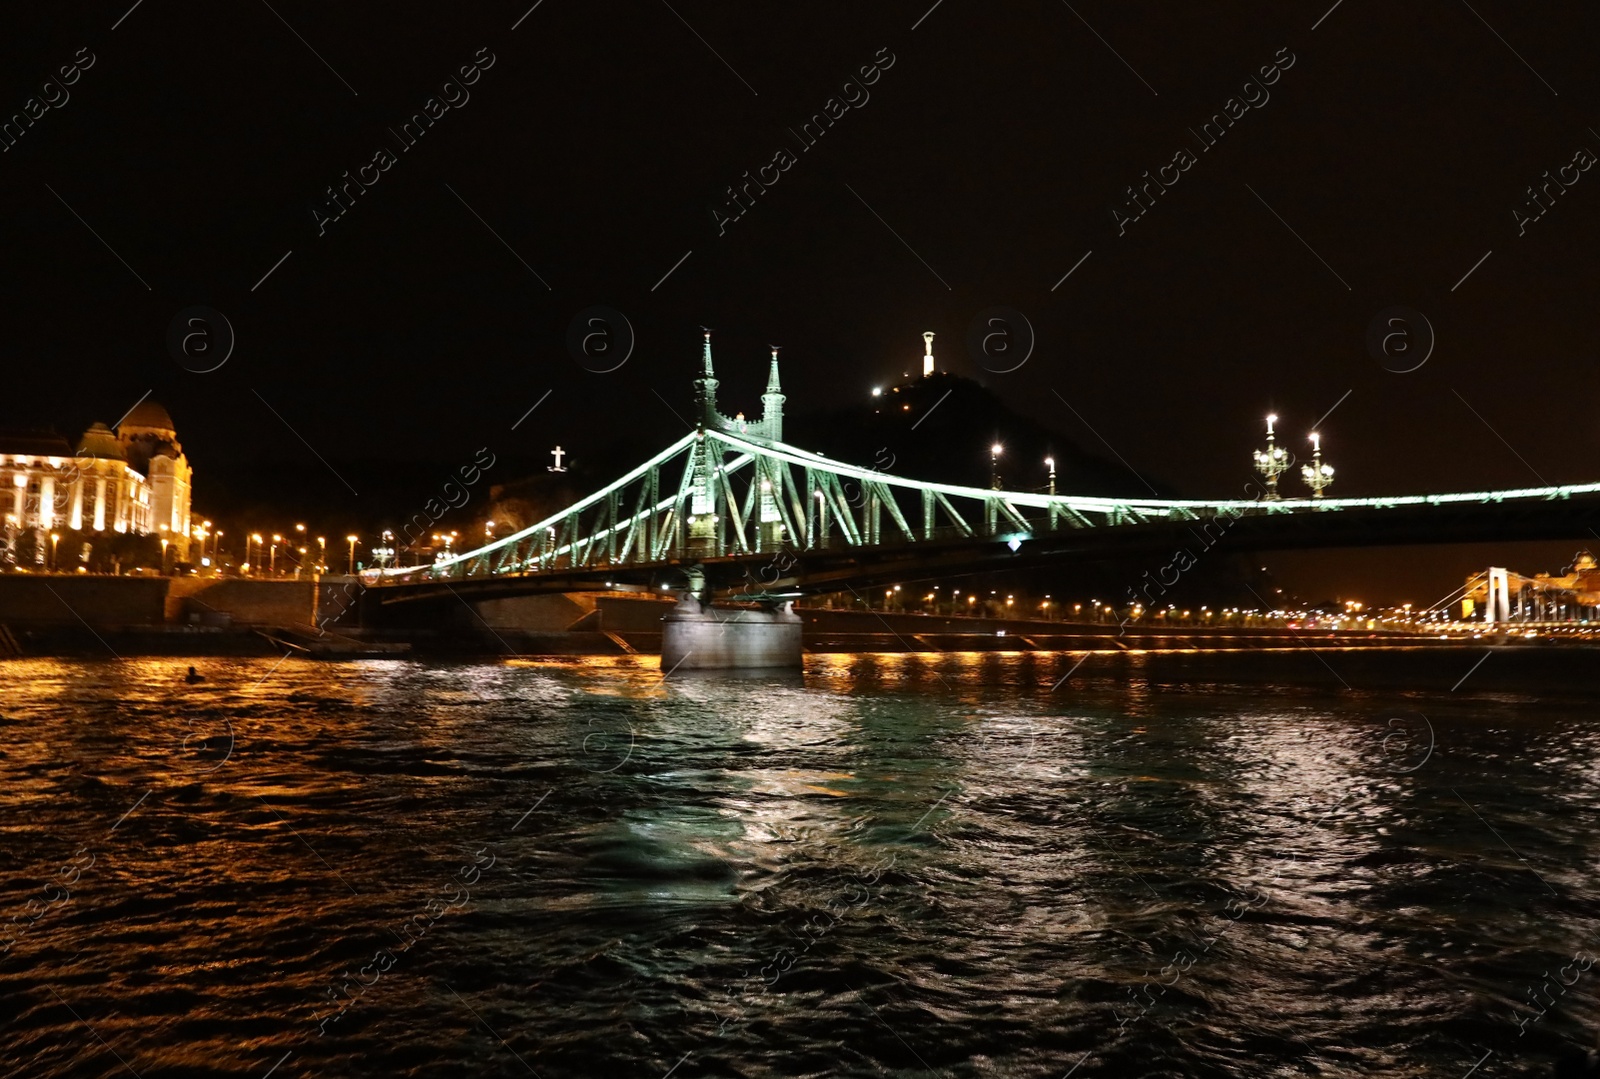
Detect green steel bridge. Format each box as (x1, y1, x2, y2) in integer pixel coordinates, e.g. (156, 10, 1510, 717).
(364, 336, 1600, 608)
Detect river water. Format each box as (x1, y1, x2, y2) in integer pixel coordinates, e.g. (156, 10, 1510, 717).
(1, 650, 1597, 1078)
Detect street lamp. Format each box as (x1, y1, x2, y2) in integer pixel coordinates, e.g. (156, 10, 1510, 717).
(1045, 455, 1056, 496)
(990, 442, 1003, 490)
(50, 532, 59, 571)
(316, 536, 326, 573)
(347, 534, 359, 574)
(1301, 431, 1334, 499)
(159, 536, 168, 574)
(1253, 413, 1289, 501)
(270, 534, 282, 575)
(250, 533, 263, 574)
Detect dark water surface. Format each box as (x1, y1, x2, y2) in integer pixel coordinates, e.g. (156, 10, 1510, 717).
(2, 650, 1598, 1078)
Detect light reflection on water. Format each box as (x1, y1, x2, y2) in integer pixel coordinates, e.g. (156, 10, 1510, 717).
(0, 651, 1596, 1077)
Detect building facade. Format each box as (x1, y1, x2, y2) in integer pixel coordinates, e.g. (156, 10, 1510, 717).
(0, 400, 193, 566)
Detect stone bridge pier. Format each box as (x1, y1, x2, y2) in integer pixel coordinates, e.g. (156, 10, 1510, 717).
(659, 566, 802, 670)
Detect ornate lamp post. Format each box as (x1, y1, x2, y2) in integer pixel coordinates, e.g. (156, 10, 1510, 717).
(1252, 413, 1290, 500)
(1301, 431, 1334, 499)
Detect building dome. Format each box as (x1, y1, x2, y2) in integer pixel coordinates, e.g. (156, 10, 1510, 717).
(76, 422, 125, 460)
(120, 400, 175, 434)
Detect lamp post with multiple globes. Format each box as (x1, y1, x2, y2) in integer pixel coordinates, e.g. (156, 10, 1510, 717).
(1302, 432, 1335, 499)
(1252, 413, 1289, 501)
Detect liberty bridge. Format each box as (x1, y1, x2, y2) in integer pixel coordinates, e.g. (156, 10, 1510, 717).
(363, 333, 1600, 668)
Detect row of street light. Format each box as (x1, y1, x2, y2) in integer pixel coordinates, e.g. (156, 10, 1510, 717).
(234, 523, 356, 577)
(225, 519, 501, 576)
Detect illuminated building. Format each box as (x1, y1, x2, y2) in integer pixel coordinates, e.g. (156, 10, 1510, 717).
(0, 400, 194, 565)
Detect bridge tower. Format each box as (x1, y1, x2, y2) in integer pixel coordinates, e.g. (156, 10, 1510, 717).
(1486, 566, 1512, 624)
(664, 331, 803, 668)
(689, 331, 721, 557)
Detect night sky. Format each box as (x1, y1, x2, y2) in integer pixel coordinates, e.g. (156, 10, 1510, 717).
(3, 0, 1598, 603)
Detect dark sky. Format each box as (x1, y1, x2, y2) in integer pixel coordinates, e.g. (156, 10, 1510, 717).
(2, 1, 1597, 603)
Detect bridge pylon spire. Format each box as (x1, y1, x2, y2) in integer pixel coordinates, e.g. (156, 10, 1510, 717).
(694, 328, 721, 428)
(762, 346, 785, 442)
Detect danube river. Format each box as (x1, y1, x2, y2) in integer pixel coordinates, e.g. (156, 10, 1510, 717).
(1, 650, 1596, 1077)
